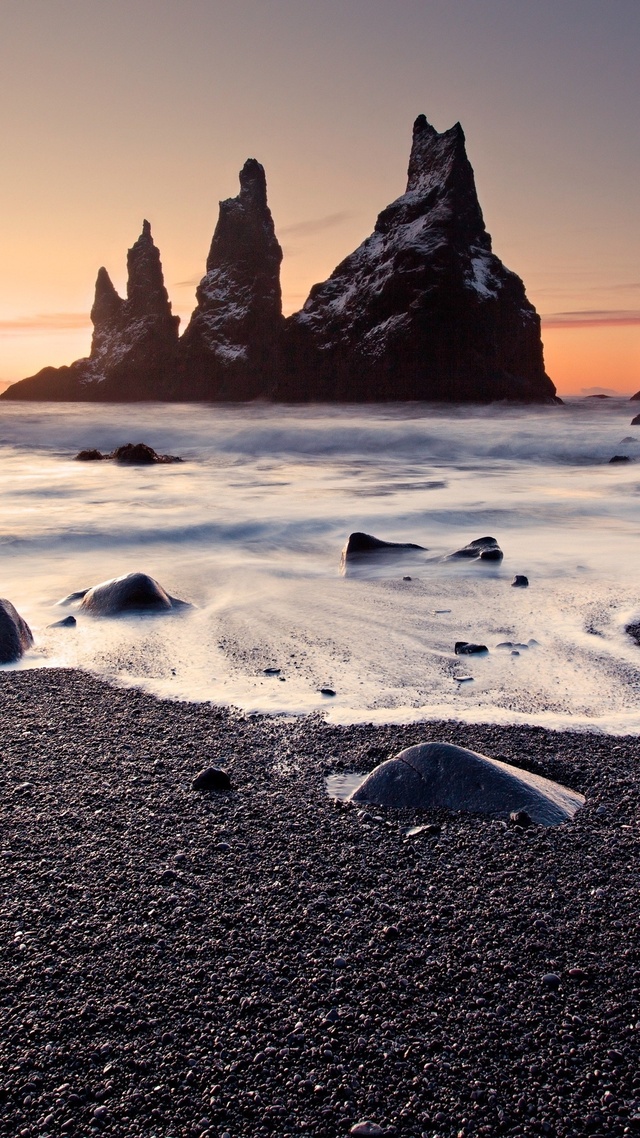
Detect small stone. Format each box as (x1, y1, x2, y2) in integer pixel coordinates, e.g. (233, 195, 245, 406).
(609, 454, 630, 463)
(455, 642, 488, 655)
(402, 576, 412, 581)
(319, 688, 336, 696)
(542, 972, 561, 989)
(263, 667, 281, 675)
(324, 1007, 339, 1023)
(382, 925, 400, 940)
(512, 574, 529, 587)
(350, 1123, 385, 1138)
(496, 641, 513, 649)
(49, 615, 77, 628)
(509, 810, 533, 828)
(333, 956, 347, 968)
(192, 767, 231, 791)
(216, 841, 231, 852)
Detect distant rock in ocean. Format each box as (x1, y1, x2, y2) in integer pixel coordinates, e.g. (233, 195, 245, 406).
(1, 117, 557, 405)
(283, 115, 556, 403)
(177, 158, 284, 400)
(3, 222, 180, 401)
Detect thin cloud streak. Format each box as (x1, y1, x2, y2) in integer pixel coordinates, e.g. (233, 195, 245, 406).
(279, 211, 353, 238)
(542, 309, 640, 329)
(0, 313, 90, 335)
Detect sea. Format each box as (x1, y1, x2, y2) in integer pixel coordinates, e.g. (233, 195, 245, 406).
(2, 397, 640, 734)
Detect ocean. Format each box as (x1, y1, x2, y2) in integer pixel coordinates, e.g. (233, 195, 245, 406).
(2, 397, 640, 733)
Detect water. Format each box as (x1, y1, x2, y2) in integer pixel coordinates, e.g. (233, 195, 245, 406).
(2, 397, 640, 733)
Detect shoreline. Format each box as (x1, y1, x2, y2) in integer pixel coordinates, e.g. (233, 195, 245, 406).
(0, 667, 638, 1137)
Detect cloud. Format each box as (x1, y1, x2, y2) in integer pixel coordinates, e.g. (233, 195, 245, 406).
(0, 313, 90, 335)
(279, 211, 353, 239)
(542, 309, 640, 329)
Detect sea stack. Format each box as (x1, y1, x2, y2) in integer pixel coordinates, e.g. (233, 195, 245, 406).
(177, 159, 284, 399)
(282, 115, 556, 402)
(3, 222, 180, 401)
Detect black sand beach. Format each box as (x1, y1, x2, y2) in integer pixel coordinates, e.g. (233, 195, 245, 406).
(0, 668, 638, 1138)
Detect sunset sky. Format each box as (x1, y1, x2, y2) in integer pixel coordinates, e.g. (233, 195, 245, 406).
(1, 0, 638, 396)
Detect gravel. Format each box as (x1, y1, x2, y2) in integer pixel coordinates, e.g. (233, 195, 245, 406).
(0, 667, 638, 1138)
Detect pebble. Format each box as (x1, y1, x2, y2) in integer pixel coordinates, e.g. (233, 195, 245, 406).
(319, 688, 336, 696)
(350, 1123, 385, 1137)
(542, 973, 561, 989)
(512, 575, 529, 587)
(192, 766, 231, 791)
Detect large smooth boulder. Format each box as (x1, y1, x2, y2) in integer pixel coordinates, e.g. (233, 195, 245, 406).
(0, 599, 34, 663)
(60, 572, 190, 617)
(350, 742, 584, 826)
(340, 531, 426, 572)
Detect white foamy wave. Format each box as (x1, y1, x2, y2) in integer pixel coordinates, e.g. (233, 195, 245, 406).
(2, 398, 640, 733)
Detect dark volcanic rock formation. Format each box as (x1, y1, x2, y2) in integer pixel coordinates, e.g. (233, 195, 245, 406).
(0, 598, 34, 663)
(282, 115, 556, 403)
(74, 443, 182, 464)
(340, 531, 426, 572)
(178, 159, 284, 400)
(2, 222, 179, 401)
(2, 117, 556, 404)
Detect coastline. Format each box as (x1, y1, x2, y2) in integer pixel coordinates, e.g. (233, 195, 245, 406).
(0, 667, 638, 1137)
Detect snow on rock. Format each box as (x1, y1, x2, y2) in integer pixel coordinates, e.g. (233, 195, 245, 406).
(283, 115, 556, 403)
(177, 159, 284, 400)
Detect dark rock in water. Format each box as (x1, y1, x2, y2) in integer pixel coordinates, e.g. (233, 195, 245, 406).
(586, 393, 611, 399)
(0, 599, 34, 664)
(192, 767, 231, 791)
(630, 390, 640, 401)
(59, 572, 190, 617)
(340, 531, 425, 572)
(178, 159, 284, 400)
(74, 443, 182, 463)
(110, 442, 182, 464)
(75, 449, 105, 461)
(350, 741, 585, 825)
(455, 641, 488, 655)
(2, 221, 180, 401)
(512, 574, 529, 587)
(448, 535, 503, 561)
(49, 615, 77, 629)
(319, 688, 336, 697)
(609, 455, 630, 464)
(631, 414, 640, 425)
(621, 436, 637, 443)
(283, 115, 556, 404)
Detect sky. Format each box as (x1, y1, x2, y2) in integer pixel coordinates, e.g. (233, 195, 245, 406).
(0, 0, 638, 396)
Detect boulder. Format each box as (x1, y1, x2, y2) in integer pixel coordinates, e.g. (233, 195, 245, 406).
(448, 535, 503, 561)
(631, 414, 640, 425)
(49, 615, 76, 629)
(340, 531, 426, 571)
(350, 741, 585, 825)
(609, 455, 630, 464)
(75, 449, 105, 461)
(0, 599, 34, 663)
(192, 767, 231, 791)
(59, 572, 190, 617)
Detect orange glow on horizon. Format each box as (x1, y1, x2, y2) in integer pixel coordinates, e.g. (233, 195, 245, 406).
(542, 324, 640, 397)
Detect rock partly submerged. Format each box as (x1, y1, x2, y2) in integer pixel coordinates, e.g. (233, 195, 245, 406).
(0, 599, 34, 664)
(59, 572, 191, 617)
(74, 443, 183, 464)
(350, 741, 585, 826)
(340, 531, 426, 572)
(448, 535, 503, 561)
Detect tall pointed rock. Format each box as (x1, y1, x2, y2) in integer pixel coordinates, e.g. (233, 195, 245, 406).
(283, 115, 556, 402)
(178, 159, 284, 399)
